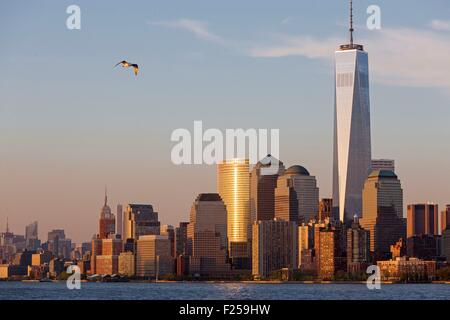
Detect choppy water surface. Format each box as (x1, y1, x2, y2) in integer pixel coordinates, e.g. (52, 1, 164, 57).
(0, 282, 448, 300)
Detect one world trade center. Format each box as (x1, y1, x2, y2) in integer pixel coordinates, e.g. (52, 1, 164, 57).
(332, 0, 372, 224)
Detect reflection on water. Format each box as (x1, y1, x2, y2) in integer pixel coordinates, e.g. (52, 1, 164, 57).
(0, 282, 449, 300)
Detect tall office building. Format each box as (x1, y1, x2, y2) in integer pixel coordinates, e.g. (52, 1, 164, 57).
(298, 222, 314, 268)
(250, 155, 285, 222)
(407, 204, 439, 237)
(217, 159, 251, 267)
(95, 236, 123, 275)
(442, 228, 450, 262)
(332, 1, 372, 224)
(275, 165, 319, 223)
(47, 229, 66, 258)
(116, 204, 123, 237)
(364, 170, 403, 218)
(440, 205, 450, 234)
(99, 191, 115, 239)
(90, 237, 102, 274)
(118, 251, 135, 276)
(160, 225, 175, 258)
(317, 224, 347, 280)
(25, 221, 40, 251)
(406, 234, 439, 260)
(318, 199, 334, 222)
(346, 216, 370, 273)
(175, 222, 189, 256)
(187, 194, 230, 276)
(371, 159, 395, 172)
(136, 235, 173, 278)
(360, 171, 406, 260)
(102, 237, 123, 256)
(123, 204, 160, 240)
(252, 220, 297, 278)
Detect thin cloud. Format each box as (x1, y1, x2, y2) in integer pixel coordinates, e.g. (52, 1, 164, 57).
(249, 28, 450, 89)
(430, 19, 450, 31)
(151, 18, 450, 89)
(150, 19, 227, 46)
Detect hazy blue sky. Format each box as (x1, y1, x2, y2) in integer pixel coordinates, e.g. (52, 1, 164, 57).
(1, 0, 450, 242)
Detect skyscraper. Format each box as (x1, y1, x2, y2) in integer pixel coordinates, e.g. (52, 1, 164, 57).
(187, 193, 230, 276)
(317, 224, 347, 280)
(298, 222, 314, 268)
(217, 159, 251, 268)
(25, 221, 39, 251)
(275, 165, 319, 223)
(371, 159, 395, 172)
(160, 225, 175, 258)
(442, 228, 450, 262)
(175, 222, 189, 257)
(116, 204, 123, 237)
(123, 204, 160, 240)
(136, 235, 173, 278)
(47, 229, 66, 257)
(99, 190, 115, 239)
(407, 204, 439, 237)
(250, 155, 285, 222)
(360, 171, 406, 260)
(440, 205, 450, 234)
(346, 216, 370, 273)
(318, 198, 334, 222)
(333, 0, 372, 224)
(252, 220, 298, 278)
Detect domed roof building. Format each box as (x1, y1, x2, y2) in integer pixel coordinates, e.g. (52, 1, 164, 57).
(285, 165, 310, 176)
(250, 154, 286, 221)
(275, 165, 319, 223)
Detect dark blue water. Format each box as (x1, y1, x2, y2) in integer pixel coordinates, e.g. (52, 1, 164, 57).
(0, 282, 449, 300)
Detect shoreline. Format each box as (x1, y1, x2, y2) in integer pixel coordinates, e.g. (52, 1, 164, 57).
(12, 279, 450, 285)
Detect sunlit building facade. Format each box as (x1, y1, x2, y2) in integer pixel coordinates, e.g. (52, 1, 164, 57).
(332, 22, 372, 224)
(99, 192, 115, 240)
(187, 193, 230, 276)
(123, 204, 160, 240)
(407, 204, 439, 237)
(371, 159, 395, 172)
(252, 220, 297, 278)
(360, 170, 406, 260)
(275, 165, 319, 223)
(136, 235, 173, 278)
(250, 155, 285, 222)
(442, 205, 450, 235)
(217, 159, 251, 266)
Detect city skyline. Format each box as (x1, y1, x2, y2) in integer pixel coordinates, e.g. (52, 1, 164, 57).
(1, 1, 450, 243)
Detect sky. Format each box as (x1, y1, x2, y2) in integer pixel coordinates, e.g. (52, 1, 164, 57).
(1, 0, 450, 243)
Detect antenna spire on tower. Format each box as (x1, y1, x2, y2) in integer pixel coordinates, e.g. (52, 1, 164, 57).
(349, 0, 354, 45)
(104, 185, 108, 206)
(6, 217, 9, 233)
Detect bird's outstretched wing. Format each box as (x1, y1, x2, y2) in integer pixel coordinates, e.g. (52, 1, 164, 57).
(130, 64, 139, 76)
(114, 60, 128, 67)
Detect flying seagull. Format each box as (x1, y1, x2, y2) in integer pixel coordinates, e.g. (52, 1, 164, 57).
(114, 60, 139, 76)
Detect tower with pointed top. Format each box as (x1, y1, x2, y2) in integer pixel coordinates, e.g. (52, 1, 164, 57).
(99, 188, 116, 239)
(332, 0, 372, 224)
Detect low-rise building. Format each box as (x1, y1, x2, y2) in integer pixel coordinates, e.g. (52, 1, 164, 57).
(96, 255, 119, 275)
(118, 251, 135, 276)
(377, 257, 436, 281)
(0, 264, 28, 279)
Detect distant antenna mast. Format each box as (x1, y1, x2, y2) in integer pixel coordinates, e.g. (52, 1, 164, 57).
(349, 0, 354, 46)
